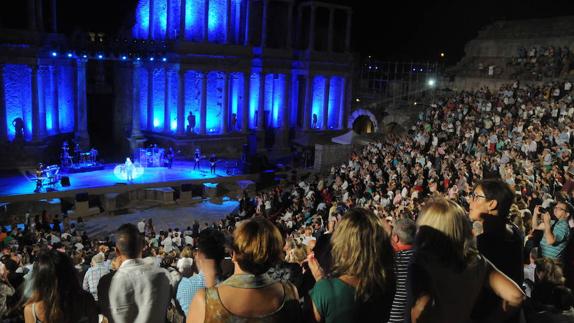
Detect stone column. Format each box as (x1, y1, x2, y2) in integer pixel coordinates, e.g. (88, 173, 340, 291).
(338, 77, 345, 129)
(35, 0, 44, 32)
(243, 0, 250, 46)
(31, 64, 40, 141)
(322, 76, 330, 130)
(0, 64, 7, 142)
(149, 0, 156, 39)
(166, 0, 172, 39)
(286, 2, 293, 49)
(327, 8, 334, 52)
(51, 66, 60, 134)
(27, 0, 37, 31)
(131, 62, 143, 138)
(222, 72, 229, 134)
(225, 0, 232, 44)
(38, 66, 47, 137)
(343, 76, 352, 129)
(177, 66, 185, 135)
(203, 0, 209, 42)
(260, 0, 268, 47)
(303, 74, 313, 130)
(147, 65, 154, 130)
(242, 71, 250, 133)
(51, 0, 58, 32)
(345, 9, 352, 52)
(200, 72, 207, 135)
(163, 67, 170, 133)
(308, 5, 316, 51)
(179, 0, 186, 40)
(74, 59, 89, 145)
(282, 73, 291, 129)
(257, 71, 265, 130)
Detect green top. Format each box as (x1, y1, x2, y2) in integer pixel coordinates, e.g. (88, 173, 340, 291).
(310, 278, 358, 323)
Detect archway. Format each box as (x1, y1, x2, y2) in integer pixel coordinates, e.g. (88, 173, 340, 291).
(352, 116, 374, 134)
(348, 109, 378, 134)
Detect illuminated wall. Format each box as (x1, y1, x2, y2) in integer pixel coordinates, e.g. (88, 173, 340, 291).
(328, 76, 344, 129)
(133, 0, 150, 39)
(185, 0, 205, 41)
(206, 71, 223, 134)
(184, 70, 202, 132)
(3, 65, 32, 141)
(151, 67, 166, 130)
(264, 74, 285, 128)
(311, 76, 326, 129)
(249, 72, 260, 129)
(136, 67, 149, 130)
(229, 72, 245, 131)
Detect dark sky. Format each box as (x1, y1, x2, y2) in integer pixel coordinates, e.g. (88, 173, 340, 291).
(5, 0, 574, 66)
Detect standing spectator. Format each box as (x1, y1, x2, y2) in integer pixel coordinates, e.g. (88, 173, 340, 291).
(535, 201, 572, 261)
(308, 208, 395, 323)
(99, 224, 171, 323)
(409, 198, 524, 323)
(137, 219, 146, 234)
(82, 253, 109, 301)
(0, 262, 14, 318)
(388, 218, 416, 323)
(187, 217, 300, 322)
(23, 249, 98, 323)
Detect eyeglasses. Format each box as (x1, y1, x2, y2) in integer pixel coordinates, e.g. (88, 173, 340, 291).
(469, 192, 487, 201)
(555, 206, 568, 212)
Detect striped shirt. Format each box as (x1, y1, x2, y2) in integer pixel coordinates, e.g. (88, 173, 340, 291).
(388, 248, 415, 323)
(176, 272, 205, 316)
(541, 219, 570, 260)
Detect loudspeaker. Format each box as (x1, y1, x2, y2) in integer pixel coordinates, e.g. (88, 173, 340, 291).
(76, 192, 89, 202)
(181, 184, 193, 192)
(61, 176, 70, 187)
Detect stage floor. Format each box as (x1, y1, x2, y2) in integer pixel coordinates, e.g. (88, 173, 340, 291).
(0, 160, 243, 201)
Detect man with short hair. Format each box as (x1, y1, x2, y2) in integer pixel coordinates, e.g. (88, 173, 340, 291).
(100, 224, 171, 323)
(82, 253, 109, 301)
(536, 201, 572, 261)
(388, 218, 416, 323)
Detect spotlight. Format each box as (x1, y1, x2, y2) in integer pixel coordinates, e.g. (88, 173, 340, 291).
(355, 98, 360, 102)
(414, 102, 417, 106)
(97, 54, 103, 59)
(162, 57, 167, 62)
(67, 53, 73, 58)
(82, 54, 87, 58)
(440, 52, 445, 58)
(149, 57, 155, 61)
(427, 79, 436, 87)
(121, 56, 127, 60)
(51, 51, 58, 57)
(136, 57, 141, 61)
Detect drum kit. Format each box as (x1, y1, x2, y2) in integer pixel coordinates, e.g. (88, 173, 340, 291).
(61, 141, 98, 169)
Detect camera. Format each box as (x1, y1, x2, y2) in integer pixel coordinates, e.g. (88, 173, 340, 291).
(539, 207, 548, 214)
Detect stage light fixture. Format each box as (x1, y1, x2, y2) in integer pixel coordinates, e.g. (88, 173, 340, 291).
(82, 54, 88, 58)
(121, 56, 127, 60)
(97, 54, 103, 59)
(67, 53, 73, 58)
(162, 57, 167, 62)
(427, 79, 436, 87)
(149, 57, 155, 61)
(51, 51, 58, 57)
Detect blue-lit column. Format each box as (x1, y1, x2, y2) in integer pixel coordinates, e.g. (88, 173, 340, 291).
(343, 76, 351, 129)
(322, 76, 330, 130)
(225, 0, 232, 44)
(166, 0, 172, 39)
(0, 64, 6, 142)
(38, 65, 48, 138)
(147, 65, 154, 130)
(200, 72, 207, 135)
(308, 5, 316, 51)
(260, 0, 268, 47)
(31, 64, 40, 141)
(222, 72, 230, 134)
(242, 71, 250, 133)
(177, 67, 185, 135)
(243, 0, 250, 46)
(203, 0, 209, 42)
(303, 74, 313, 130)
(282, 73, 291, 129)
(51, 66, 60, 134)
(132, 62, 143, 138)
(163, 67, 170, 133)
(149, 0, 155, 40)
(74, 59, 89, 145)
(257, 71, 266, 130)
(179, 0, 186, 40)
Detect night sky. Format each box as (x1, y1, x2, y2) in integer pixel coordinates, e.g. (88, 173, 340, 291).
(4, 0, 574, 65)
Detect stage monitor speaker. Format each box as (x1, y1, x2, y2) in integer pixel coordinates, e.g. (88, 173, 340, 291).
(181, 184, 193, 192)
(61, 176, 70, 187)
(76, 192, 89, 202)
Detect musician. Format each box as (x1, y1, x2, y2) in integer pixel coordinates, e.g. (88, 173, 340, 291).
(125, 157, 135, 183)
(194, 148, 201, 170)
(312, 113, 318, 129)
(34, 163, 44, 193)
(90, 148, 98, 165)
(61, 141, 72, 167)
(209, 153, 217, 174)
(166, 147, 174, 169)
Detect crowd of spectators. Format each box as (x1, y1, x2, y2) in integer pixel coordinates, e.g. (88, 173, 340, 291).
(0, 78, 573, 322)
(508, 46, 573, 80)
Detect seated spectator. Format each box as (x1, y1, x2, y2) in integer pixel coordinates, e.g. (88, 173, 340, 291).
(23, 249, 98, 323)
(308, 208, 395, 323)
(409, 198, 524, 322)
(187, 217, 300, 322)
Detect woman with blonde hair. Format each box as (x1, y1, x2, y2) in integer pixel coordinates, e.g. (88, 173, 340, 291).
(187, 217, 300, 322)
(308, 208, 395, 323)
(409, 198, 524, 323)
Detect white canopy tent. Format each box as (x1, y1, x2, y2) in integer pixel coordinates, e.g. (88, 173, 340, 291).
(331, 130, 373, 145)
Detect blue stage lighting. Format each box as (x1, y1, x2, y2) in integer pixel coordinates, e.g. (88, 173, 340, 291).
(121, 56, 127, 60)
(162, 57, 167, 62)
(97, 54, 103, 59)
(51, 52, 57, 57)
(67, 53, 73, 58)
(149, 57, 155, 61)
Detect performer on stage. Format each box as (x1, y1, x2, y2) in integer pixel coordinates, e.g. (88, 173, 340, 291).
(125, 157, 134, 183)
(187, 111, 196, 134)
(34, 163, 44, 193)
(209, 153, 217, 174)
(61, 141, 72, 168)
(194, 148, 201, 170)
(166, 147, 174, 169)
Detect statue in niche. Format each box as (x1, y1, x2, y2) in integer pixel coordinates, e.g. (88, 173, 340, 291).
(312, 113, 318, 129)
(231, 113, 238, 131)
(12, 117, 25, 142)
(187, 111, 196, 135)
